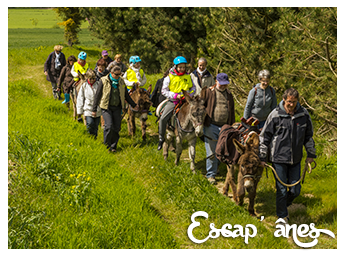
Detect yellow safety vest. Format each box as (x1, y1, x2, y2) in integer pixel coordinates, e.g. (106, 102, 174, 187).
(126, 68, 144, 86)
(73, 62, 89, 81)
(168, 73, 193, 94)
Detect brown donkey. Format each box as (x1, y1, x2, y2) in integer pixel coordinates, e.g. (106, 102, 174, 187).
(127, 85, 152, 141)
(222, 132, 263, 216)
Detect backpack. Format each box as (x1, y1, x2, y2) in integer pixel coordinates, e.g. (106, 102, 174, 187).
(151, 77, 166, 108)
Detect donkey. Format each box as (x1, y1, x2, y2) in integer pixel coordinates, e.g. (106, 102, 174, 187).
(163, 88, 206, 172)
(127, 85, 152, 141)
(222, 132, 263, 216)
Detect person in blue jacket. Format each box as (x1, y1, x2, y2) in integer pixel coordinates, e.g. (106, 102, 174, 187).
(243, 69, 277, 129)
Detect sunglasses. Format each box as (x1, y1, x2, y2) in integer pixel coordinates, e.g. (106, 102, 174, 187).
(113, 73, 121, 76)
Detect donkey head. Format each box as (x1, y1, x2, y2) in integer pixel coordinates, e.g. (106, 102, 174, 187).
(136, 84, 152, 112)
(182, 88, 207, 137)
(233, 132, 261, 189)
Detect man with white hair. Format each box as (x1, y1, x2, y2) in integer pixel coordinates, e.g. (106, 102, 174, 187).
(190, 57, 215, 96)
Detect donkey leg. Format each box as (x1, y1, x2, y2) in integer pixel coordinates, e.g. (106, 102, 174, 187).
(140, 114, 148, 141)
(175, 135, 182, 166)
(163, 132, 172, 160)
(188, 137, 197, 173)
(247, 186, 257, 216)
(237, 171, 246, 206)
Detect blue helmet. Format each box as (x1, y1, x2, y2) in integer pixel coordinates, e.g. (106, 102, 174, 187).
(129, 55, 141, 64)
(78, 51, 87, 60)
(173, 56, 187, 65)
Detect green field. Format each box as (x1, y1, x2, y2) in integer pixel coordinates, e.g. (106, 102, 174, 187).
(8, 8, 337, 249)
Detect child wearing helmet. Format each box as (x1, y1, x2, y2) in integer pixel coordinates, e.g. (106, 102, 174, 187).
(123, 55, 147, 91)
(71, 51, 90, 83)
(157, 56, 196, 150)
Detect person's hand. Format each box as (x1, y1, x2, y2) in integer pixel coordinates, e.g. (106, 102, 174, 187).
(306, 157, 314, 164)
(91, 112, 97, 117)
(133, 105, 139, 111)
(44, 71, 48, 76)
(176, 95, 182, 100)
(260, 161, 266, 167)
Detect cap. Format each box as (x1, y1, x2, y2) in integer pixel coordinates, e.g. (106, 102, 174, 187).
(216, 73, 230, 85)
(102, 50, 108, 56)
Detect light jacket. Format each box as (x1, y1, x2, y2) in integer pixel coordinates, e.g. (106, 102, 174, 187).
(243, 83, 277, 121)
(190, 69, 215, 96)
(123, 65, 147, 89)
(259, 100, 317, 164)
(161, 70, 196, 103)
(92, 74, 136, 111)
(77, 81, 102, 117)
(71, 62, 89, 81)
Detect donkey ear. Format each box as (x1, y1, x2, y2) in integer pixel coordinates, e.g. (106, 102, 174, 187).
(233, 138, 246, 155)
(182, 89, 192, 103)
(246, 132, 259, 149)
(147, 84, 152, 94)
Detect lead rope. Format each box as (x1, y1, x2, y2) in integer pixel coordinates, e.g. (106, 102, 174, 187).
(264, 161, 316, 187)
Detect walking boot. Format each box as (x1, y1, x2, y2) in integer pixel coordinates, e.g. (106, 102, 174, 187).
(157, 138, 164, 151)
(62, 93, 70, 104)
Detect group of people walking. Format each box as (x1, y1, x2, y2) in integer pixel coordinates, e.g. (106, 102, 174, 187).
(44, 45, 317, 224)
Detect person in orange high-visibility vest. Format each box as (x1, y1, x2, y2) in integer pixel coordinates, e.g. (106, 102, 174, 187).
(157, 56, 196, 151)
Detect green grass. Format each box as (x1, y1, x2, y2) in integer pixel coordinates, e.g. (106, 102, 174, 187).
(7, 8, 337, 249)
(8, 8, 89, 29)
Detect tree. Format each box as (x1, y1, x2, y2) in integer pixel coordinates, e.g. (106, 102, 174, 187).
(54, 7, 83, 46)
(204, 7, 337, 144)
(79, 7, 210, 73)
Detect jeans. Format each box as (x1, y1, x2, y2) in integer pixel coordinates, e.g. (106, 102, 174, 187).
(85, 116, 100, 138)
(204, 123, 222, 178)
(272, 162, 301, 218)
(102, 105, 122, 150)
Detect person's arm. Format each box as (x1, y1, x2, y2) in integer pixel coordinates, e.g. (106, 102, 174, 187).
(161, 76, 176, 100)
(271, 87, 277, 111)
(304, 110, 317, 159)
(71, 63, 78, 78)
(228, 92, 235, 125)
(259, 111, 276, 162)
(44, 53, 52, 75)
(92, 79, 104, 113)
(124, 87, 137, 108)
(76, 83, 86, 115)
(57, 66, 66, 91)
(243, 89, 255, 120)
(140, 71, 147, 87)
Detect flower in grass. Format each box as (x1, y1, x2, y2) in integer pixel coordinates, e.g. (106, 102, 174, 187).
(72, 185, 76, 189)
(87, 177, 91, 181)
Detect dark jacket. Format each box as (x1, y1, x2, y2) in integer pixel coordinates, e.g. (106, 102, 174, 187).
(44, 51, 66, 83)
(151, 77, 167, 108)
(57, 64, 74, 93)
(95, 56, 113, 69)
(203, 85, 236, 127)
(259, 100, 317, 164)
(94, 67, 110, 81)
(92, 74, 136, 112)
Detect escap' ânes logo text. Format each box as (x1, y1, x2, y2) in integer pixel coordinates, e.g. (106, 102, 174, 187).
(187, 211, 335, 248)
